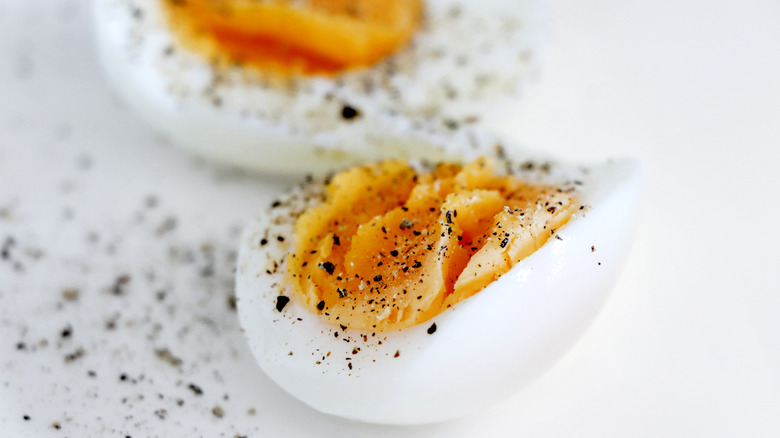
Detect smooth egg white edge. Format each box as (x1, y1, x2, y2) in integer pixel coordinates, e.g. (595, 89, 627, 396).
(236, 156, 641, 424)
(92, 0, 547, 175)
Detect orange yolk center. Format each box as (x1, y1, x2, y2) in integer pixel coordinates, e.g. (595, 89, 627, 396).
(286, 158, 579, 331)
(162, 0, 423, 75)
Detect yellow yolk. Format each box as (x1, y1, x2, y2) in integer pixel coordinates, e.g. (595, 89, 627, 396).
(161, 0, 423, 75)
(286, 158, 579, 331)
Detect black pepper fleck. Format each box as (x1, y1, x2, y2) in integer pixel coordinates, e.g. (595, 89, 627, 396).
(318, 261, 335, 275)
(188, 383, 203, 396)
(64, 348, 85, 363)
(427, 323, 437, 334)
(275, 296, 290, 312)
(341, 105, 360, 120)
(155, 348, 183, 368)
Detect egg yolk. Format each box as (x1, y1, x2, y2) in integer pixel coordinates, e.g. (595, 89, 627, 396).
(286, 158, 579, 331)
(162, 0, 423, 75)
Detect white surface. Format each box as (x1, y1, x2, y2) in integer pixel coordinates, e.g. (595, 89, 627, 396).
(1, 0, 779, 437)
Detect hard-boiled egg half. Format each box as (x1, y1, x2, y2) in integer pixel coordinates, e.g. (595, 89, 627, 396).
(236, 138, 640, 424)
(93, 0, 545, 174)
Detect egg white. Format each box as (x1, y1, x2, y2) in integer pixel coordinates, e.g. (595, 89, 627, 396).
(92, 0, 546, 174)
(235, 144, 641, 424)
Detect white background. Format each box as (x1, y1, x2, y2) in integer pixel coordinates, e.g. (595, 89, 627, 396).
(1, 0, 779, 436)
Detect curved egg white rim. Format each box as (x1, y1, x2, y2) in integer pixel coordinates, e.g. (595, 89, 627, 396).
(236, 153, 641, 424)
(92, 0, 547, 174)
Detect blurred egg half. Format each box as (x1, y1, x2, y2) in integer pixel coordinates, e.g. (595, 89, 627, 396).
(93, 0, 545, 174)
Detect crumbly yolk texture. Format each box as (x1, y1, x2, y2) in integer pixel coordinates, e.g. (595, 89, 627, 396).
(286, 158, 579, 331)
(162, 0, 422, 75)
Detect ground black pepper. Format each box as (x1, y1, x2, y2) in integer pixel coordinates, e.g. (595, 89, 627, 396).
(275, 296, 290, 312)
(318, 261, 335, 274)
(188, 383, 203, 396)
(340, 105, 360, 120)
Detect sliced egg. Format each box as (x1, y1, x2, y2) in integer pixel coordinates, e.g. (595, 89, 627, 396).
(235, 141, 640, 424)
(92, 0, 545, 174)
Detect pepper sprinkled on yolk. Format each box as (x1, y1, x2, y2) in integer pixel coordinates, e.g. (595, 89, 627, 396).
(162, 0, 423, 75)
(286, 158, 579, 331)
